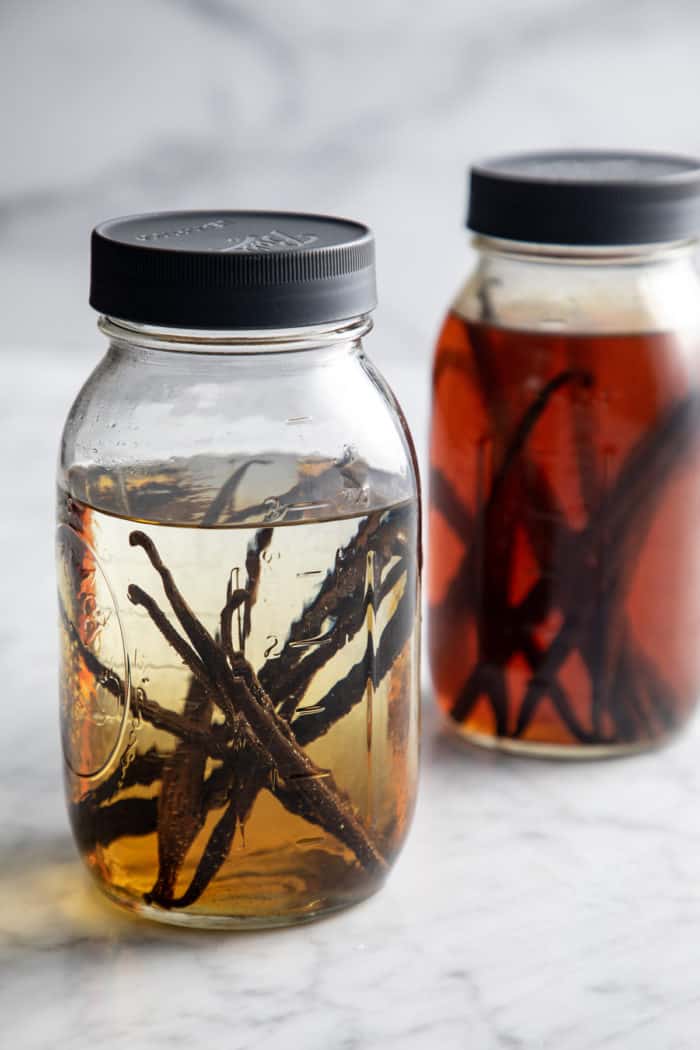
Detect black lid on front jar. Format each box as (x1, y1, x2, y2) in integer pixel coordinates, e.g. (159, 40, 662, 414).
(90, 210, 377, 329)
(467, 150, 700, 246)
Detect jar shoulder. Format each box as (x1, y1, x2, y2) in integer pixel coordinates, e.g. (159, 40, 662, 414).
(59, 342, 418, 525)
(450, 250, 700, 335)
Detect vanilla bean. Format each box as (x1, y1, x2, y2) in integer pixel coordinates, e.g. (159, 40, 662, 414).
(438, 337, 700, 745)
(70, 796, 159, 852)
(228, 667, 385, 871)
(491, 370, 592, 504)
(242, 528, 274, 645)
(87, 748, 164, 809)
(275, 573, 371, 720)
(292, 558, 417, 747)
(146, 674, 213, 907)
(519, 634, 598, 744)
(260, 505, 411, 718)
(129, 531, 221, 671)
(514, 394, 700, 738)
(220, 586, 247, 666)
(134, 693, 233, 758)
(628, 643, 679, 732)
(171, 798, 238, 909)
(127, 584, 209, 686)
(259, 510, 383, 693)
(441, 371, 581, 631)
(129, 533, 386, 872)
(61, 591, 234, 757)
(172, 736, 272, 908)
(70, 750, 164, 853)
(448, 665, 509, 736)
(201, 457, 271, 527)
(280, 552, 410, 728)
(429, 467, 473, 538)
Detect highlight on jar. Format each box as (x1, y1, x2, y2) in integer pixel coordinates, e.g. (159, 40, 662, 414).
(57, 211, 421, 928)
(429, 151, 700, 758)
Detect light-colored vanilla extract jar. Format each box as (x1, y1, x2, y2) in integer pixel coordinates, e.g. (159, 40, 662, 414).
(57, 211, 420, 927)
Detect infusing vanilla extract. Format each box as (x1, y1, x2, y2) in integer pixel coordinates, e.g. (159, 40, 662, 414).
(58, 475, 419, 925)
(58, 209, 421, 925)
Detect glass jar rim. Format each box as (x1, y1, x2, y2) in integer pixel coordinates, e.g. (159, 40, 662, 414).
(98, 313, 373, 354)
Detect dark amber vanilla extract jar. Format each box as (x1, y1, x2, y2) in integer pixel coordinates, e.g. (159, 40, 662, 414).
(57, 211, 420, 927)
(429, 152, 700, 757)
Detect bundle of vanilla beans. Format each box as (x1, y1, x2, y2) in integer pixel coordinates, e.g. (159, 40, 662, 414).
(61, 495, 416, 909)
(432, 332, 700, 744)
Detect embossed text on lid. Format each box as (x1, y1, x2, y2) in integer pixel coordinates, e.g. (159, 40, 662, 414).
(90, 210, 377, 329)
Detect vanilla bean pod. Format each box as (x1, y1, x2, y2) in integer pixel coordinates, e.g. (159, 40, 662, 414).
(292, 556, 417, 747)
(242, 528, 274, 645)
(275, 573, 374, 721)
(70, 750, 164, 851)
(134, 694, 234, 757)
(441, 348, 700, 743)
(172, 736, 273, 908)
(448, 665, 509, 738)
(259, 510, 384, 692)
(260, 506, 410, 717)
(172, 798, 239, 909)
(60, 593, 231, 756)
(70, 796, 159, 853)
(222, 461, 341, 525)
(429, 467, 473, 538)
(129, 530, 386, 873)
(146, 674, 214, 906)
(518, 634, 598, 744)
(201, 457, 271, 526)
(235, 662, 385, 870)
(441, 370, 586, 629)
(514, 394, 700, 738)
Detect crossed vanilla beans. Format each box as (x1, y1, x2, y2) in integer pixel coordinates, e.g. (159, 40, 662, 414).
(58, 459, 419, 921)
(430, 315, 700, 750)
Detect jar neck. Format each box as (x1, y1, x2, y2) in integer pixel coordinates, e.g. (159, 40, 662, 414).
(472, 235, 699, 266)
(454, 236, 700, 334)
(98, 313, 373, 355)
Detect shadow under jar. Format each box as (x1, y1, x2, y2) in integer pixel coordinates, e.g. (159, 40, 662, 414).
(429, 151, 700, 757)
(57, 211, 421, 927)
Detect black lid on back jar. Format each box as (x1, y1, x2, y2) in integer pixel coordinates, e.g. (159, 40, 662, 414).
(467, 150, 700, 246)
(90, 210, 377, 329)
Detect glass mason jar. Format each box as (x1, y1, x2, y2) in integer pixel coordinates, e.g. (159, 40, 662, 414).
(429, 152, 700, 757)
(57, 211, 421, 927)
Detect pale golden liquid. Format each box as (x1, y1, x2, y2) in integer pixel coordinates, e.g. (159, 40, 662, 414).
(57, 488, 419, 925)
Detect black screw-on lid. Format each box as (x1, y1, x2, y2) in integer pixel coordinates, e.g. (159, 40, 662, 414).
(467, 150, 700, 246)
(90, 210, 377, 329)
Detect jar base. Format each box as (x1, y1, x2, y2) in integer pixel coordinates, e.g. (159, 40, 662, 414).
(96, 878, 385, 931)
(447, 720, 671, 760)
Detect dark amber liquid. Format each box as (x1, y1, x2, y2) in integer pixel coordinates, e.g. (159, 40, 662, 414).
(429, 312, 700, 751)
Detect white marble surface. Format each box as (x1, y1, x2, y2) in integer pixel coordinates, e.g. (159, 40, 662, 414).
(5, 2, 700, 1046)
(3, 349, 700, 1049)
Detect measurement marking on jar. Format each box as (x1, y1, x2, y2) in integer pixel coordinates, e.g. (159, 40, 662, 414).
(287, 501, 333, 513)
(296, 569, 323, 577)
(264, 635, 279, 658)
(289, 626, 335, 648)
(293, 704, 326, 717)
(289, 769, 331, 781)
(286, 415, 312, 425)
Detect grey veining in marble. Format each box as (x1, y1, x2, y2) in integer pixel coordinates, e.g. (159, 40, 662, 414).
(4, 2, 700, 1046)
(3, 0, 700, 358)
